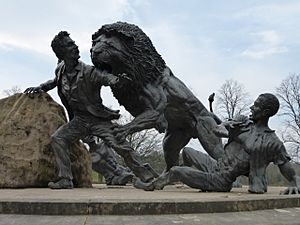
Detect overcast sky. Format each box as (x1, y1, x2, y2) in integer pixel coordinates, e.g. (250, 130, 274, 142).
(1, 0, 300, 144)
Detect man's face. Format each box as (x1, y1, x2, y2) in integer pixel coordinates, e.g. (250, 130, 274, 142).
(250, 97, 265, 122)
(62, 36, 80, 61)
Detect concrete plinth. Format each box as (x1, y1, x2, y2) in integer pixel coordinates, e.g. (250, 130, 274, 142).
(0, 185, 299, 215)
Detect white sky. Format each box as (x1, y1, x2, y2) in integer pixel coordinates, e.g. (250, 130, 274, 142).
(1, 0, 299, 149)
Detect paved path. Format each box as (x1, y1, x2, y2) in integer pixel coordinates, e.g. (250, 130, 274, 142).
(1, 208, 300, 225)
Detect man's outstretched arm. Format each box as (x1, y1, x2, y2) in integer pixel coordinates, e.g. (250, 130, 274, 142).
(24, 78, 57, 94)
(91, 66, 132, 87)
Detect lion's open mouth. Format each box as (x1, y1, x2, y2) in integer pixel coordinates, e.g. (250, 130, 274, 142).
(100, 62, 113, 73)
(92, 56, 113, 73)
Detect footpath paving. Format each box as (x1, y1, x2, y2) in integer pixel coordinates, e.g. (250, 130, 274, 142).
(1, 207, 300, 225)
(0, 184, 299, 215)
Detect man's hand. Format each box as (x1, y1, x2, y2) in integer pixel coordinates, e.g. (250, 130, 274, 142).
(280, 186, 300, 195)
(118, 73, 132, 82)
(24, 86, 43, 94)
(222, 120, 243, 129)
(111, 73, 132, 88)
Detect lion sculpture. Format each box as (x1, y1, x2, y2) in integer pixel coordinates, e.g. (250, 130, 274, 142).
(90, 22, 224, 170)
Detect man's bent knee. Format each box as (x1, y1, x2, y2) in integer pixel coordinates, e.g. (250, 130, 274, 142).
(182, 147, 196, 164)
(50, 133, 62, 143)
(50, 133, 70, 147)
(169, 166, 182, 176)
(182, 147, 196, 156)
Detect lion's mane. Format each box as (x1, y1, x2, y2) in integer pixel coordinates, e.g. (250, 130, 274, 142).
(92, 22, 166, 84)
(92, 22, 167, 115)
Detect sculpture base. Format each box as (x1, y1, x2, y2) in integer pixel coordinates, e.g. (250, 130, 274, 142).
(0, 185, 299, 215)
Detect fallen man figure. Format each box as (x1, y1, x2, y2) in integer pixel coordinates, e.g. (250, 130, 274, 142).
(134, 93, 300, 195)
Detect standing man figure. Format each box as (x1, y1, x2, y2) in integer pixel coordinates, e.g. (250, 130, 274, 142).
(25, 31, 154, 189)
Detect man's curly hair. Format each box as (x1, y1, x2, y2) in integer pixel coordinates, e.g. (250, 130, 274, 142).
(51, 31, 70, 60)
(257, 93, 280, 117)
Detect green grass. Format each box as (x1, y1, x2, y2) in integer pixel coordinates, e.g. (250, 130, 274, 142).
(91, 171, 104, 184)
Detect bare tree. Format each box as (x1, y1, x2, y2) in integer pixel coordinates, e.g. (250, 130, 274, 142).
(119, 114, 163, 156)
(3, 85, 22, 96)
(216, 79, 251, 119)
(276, 74, 300, 163)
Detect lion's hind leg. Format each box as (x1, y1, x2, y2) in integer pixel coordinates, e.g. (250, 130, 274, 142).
(196, 116, 224, 160)
(162, 129, 191, 171)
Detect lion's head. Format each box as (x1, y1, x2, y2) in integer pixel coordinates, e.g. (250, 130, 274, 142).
(91, 22, 166, 115)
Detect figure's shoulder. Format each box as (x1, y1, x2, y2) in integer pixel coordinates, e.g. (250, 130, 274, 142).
(79, 61, 95, 73)
(264, 129, 285, 148)
(264, 127, 278, 138)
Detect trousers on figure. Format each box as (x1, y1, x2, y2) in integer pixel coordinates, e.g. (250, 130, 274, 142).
(51, 113, 154, 182)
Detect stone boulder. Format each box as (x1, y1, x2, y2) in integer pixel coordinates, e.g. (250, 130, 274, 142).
(0, 93, 92, 188)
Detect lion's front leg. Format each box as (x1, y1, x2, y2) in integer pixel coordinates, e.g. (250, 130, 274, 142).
(113, 109, 166, 140)
(114, 83, 167, 140)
